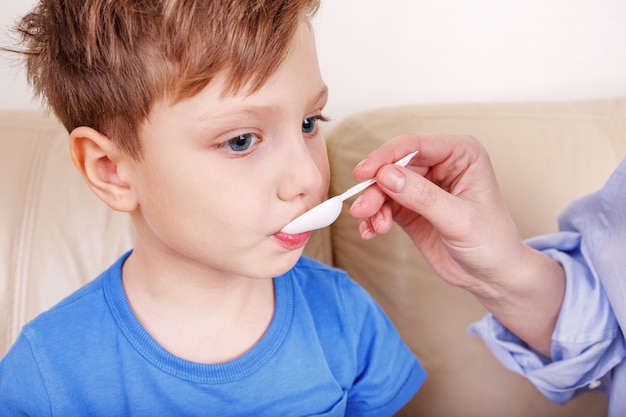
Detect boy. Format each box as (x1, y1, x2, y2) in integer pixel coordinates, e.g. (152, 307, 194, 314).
(0, 0, 425, 415)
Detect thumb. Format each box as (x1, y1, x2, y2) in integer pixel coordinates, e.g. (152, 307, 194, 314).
(376, 165, 455, 227)
(377, 165, 408, 193)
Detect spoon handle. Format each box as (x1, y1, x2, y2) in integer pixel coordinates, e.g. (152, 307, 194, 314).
(339, 178, 376, 201)
(338, 151, 418, 201)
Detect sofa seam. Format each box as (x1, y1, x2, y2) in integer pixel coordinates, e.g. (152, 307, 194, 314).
(8, 130, 50, 349)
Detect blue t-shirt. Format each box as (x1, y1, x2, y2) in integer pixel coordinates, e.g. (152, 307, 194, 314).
(0, 253, 425, 416)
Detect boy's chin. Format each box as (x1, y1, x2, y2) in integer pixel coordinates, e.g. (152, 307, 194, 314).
(262, 250, 304, 278)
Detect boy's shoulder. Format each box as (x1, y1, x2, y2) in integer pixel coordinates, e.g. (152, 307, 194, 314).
(25, 274, 107, 331)
(19, 254, 125, 346)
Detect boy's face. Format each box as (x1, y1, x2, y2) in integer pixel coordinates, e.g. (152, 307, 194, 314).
(127, 21, 330, 280)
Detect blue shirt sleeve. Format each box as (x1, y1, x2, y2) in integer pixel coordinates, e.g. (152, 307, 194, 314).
(469, 230, 626, 404)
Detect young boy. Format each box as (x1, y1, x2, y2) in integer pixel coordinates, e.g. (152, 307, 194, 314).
(0, 0, 425, 415)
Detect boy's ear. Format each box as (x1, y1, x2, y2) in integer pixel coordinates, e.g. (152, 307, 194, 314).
(70, 126, 139, 212)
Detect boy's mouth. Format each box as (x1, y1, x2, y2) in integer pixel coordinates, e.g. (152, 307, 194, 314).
(271, 231, 311, 251)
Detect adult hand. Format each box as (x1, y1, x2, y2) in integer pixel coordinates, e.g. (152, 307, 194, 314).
(349, 133, 564, 356)
(350, 133, 522, 291)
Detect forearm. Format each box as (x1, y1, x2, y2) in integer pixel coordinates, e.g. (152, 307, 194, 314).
(469, 245, 565, 358)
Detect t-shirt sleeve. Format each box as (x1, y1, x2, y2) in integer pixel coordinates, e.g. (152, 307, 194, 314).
(339, 278, 427, 416)
(0, 331, 52, 416)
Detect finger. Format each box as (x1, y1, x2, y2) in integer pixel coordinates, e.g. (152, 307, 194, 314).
(372, 203, 394, 234)
(351, 186, 396, 240)
(349, 185, 387, 219)
(353, 133, 422, 181)
(375, 164, 462, 232)
(353, 133, 480, 181)
(358, 219, 376, 240)
(356, 203, 394, 240)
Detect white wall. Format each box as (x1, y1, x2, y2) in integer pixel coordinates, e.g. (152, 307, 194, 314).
(314, 0, 626, 126)
(2, 0, 626, 127)
(0, 1, 37, 108)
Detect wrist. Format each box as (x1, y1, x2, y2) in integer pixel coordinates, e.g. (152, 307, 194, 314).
(468, 245, 565, 356)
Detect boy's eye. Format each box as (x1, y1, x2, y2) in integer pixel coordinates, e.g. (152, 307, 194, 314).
(302, 114, 330, 135)
(302, 116, 318, 134)
(223, 133, 259, 153)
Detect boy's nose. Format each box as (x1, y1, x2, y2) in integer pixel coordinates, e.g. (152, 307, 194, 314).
(277, 141, 325, 202)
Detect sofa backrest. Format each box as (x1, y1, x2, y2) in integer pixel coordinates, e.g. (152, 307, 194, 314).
(0, 110, 134, 355)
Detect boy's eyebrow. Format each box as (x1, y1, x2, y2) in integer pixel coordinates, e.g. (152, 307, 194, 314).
(199, 84, 329, 124)
(310, 84, 329, 108)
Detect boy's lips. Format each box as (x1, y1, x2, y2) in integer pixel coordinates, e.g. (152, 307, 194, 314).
(272, 230, 311, 250)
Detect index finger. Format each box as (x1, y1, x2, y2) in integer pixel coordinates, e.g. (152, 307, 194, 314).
(352, 133, 480, 181)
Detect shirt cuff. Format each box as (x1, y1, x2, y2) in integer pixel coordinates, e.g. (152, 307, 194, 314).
(468, 232, 625, 403)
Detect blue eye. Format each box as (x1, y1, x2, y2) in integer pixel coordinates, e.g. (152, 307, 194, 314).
(302, 114, 329, 135)
(223, 133, 259, 153)
(302, 116, 317, 134)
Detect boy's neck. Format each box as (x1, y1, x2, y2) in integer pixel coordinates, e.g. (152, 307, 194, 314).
(120, 250, 276, 364)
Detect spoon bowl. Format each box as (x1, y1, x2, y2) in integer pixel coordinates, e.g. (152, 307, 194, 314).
(280, 196, 344, 234)
(280, 151, 418, 234)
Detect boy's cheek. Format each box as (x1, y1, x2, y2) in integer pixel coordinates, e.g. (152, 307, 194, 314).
(314, 141, 330, 177)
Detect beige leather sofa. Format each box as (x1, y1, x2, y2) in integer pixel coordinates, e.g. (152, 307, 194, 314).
(3, 100, 625, 415)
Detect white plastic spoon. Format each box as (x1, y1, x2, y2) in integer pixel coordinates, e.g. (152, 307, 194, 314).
(280, 151, 418, 234)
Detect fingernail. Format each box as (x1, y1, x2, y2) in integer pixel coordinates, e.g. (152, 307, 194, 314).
(372, 210, 385, 233)
(379, 166, 406, 193)
(358, 220, 375, 240)
(354, 158, 368, 171)
(352, 194, 364, 208)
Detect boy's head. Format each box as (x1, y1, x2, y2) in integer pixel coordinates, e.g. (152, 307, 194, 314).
(13, 0, 319, 158)
(13, 0, 330, 280)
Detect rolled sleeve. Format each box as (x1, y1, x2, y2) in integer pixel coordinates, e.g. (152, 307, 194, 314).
(469, 231, 626, 404)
